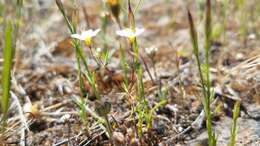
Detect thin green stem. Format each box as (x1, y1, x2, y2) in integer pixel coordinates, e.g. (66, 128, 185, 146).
(120, 46, 129, 87)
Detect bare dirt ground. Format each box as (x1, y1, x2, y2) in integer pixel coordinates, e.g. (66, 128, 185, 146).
(1, 0, 260, 145)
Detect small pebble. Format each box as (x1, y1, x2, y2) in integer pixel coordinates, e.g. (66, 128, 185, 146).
(178, 126, 183, 132)
(59, 114, 71, 123)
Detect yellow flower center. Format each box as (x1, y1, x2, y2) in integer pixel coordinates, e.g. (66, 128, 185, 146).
(85, 37, 92, 46)
(129, 36, 135, 43)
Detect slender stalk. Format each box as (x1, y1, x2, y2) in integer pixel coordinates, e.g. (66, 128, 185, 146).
(120, 45, 129, 87)
(89, 45, 101, 67)
(140, 55, 155, 84)
(131, 39, 145, 137)
(204, 1, 216, 145)
(132, 39, 139, 70)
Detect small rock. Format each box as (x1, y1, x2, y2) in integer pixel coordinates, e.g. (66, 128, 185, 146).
(178, 126, 183, 132)
(59, 114, 71, 123)
(235, 53, 244, 60)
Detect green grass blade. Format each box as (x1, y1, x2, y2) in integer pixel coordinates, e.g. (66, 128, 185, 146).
(1, 21, 14, 123)
(187, 6, 216, 145)
(187, 9, 206, 97)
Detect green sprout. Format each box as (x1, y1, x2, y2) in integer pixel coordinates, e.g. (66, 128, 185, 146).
(229, 101, 240, 146)
(146, 100, 167, 130)
(116, 0, 148, 138)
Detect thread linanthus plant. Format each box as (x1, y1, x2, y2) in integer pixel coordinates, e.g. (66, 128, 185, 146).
(55, 1, 118, 139)
(116, 0, 158, 139)
(57, 0, 103, 100)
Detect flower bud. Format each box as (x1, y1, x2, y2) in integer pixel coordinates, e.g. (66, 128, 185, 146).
(106, 0, 121, 22)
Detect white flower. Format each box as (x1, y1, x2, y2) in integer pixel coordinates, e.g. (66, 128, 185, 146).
(71, 29, 100, 46)
(116, 27, 144, 42)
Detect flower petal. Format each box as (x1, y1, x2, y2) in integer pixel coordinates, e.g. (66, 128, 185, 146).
(116, 30, 127, 37)
(92, 29, 101, 36)
(71, 34, 84, 40)
(116, 28, 144, 38)
(81, 29, 100, 38)
(116, 28, 133, 37)
(81, 30, 92, 38)
(135, 28, 145, 36)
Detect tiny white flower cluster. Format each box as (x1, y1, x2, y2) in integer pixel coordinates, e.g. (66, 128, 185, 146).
(71, 27, 144, 45)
